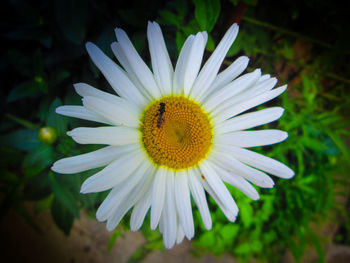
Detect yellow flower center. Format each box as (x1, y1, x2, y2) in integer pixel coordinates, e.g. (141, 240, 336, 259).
(141, 96, 213, 170)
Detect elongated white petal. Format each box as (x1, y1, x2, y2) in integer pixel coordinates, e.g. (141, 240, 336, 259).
(80, 149, 145, 193)
(173, 35, 194, 94)
(191, 24, 239, 100)
(188, 169, 212, 230)
(204, 68, 261, 112)
(173, 32, 207, 95)
(85, 42, 147, 107)
(115, 28, 162, 99)
(216, 129, 288, 147)
(174, 170, 194, 239)
(221, 77, 278, 109)
(150, 167, 167, 230)
(176, 220, 185, 244)
(106, 166, 154, 231)
(182, 32, 207, 96)
(147, 21, 173, 95)
(67, 126, 140, 145)
(213, 85, 287, 123)
(52, 144, 137, 174)
(56, 105, 111, 124)
(215, 107, 284, 135)
(196, 169, 237, 222)
(199, 160, 238, 216)
(162, 171, 177, 249)
(222, 145, 294, 179)
(257, 74, 271, 83)
(130, 181, 153, 231)
(96, 161, 151, 221)
(74, 83, 123, 104)
(211, 162, 259, 200)
(210, 150, 274, 188)
(82, 96, 140, 127)
(207, 56, 250, 94)
(110, 42, 153, 102)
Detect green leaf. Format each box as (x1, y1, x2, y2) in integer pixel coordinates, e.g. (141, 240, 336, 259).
(193, 0, 221, 32)
(0, 129, 41, 151)
(55, 0, 89, 44)
(158, 10, 181, 27)
(220, 224, 239, 242)
(23, 172, 51, 201)
(49, 172, 80, 218)
(51, 196, 74, 235)
(239, 201, 253, 227)
(175, 31, 186, 53)
(197, 230, 215, 247)
(7, 79, 47, 103)
(46, 98, 67, 136)
(23, 145, 53, 170)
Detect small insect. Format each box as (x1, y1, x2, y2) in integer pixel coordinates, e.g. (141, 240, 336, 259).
(155, 102, 166, 128)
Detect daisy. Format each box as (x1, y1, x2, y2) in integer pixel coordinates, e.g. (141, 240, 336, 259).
(52, 21, 294, 249)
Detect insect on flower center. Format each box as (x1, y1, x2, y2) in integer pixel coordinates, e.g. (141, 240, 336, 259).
(141, 96, 213, 170)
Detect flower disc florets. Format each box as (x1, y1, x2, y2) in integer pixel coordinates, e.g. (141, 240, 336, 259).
(141, 96, 212, 170)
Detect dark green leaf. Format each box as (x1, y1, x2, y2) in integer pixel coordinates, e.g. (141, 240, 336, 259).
(7, 79, 47, 103)
(49, 172, 80, 218)
(193, 0, 221, 32)
(51, 196, 74, 235)
(55, 0, 89, 44)
(46, 98, 68, 136)
(0, 129, 41, 151)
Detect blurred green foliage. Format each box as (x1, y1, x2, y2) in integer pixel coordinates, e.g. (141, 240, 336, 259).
(1, 0, 349, 262)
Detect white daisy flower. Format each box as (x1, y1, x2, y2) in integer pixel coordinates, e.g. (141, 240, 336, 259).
(52, 21, 294, 249)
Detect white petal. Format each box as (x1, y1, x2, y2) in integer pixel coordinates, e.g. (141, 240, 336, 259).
(96, 160, 151, 221)
(207, 56, 250, 94)
(147, 21, 173, 95)
(188, 169, 212, 230)
(85, 42, 147, 108)
(210, 150, 274, 188)
(211, 162, 259, 200)
(56, 105, 111, 124)
(110, 42, 152, 99)
(74, 83, 124, 104)
(256, 74, 271, 84)
(216, 129, 288, 147)
(215, 107, 284, 135)
(80, 149, 145, 193)
(203, 69, 261, 112)
(182, 32, 207, 97)
(51, 144, 137, 174)
(82, 96, 140, 127)
(221, 77, 278, 109)
(162, 171, 177, 249)
(114, 28, 162, 99)
(195, 169, 237, 222)
(106, 165, 154, 231)
(174, 170, 194, 239)
(130, 180, 153, 231)
(213, 85, 287, 123)
(67, 126, 140, 145)
(150, 167, 167, 230)
(173, 33, 207, 95)
(199, 160, 238, 217)
(190, 24, 239, 100)
(224, 146, 294, 179)
(176, 220, 185, 244)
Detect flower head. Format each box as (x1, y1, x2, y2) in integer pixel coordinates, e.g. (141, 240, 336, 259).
(52, 21, 294, 249)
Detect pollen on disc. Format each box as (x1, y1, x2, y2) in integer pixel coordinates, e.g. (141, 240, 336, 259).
(141, 96, 213, 170)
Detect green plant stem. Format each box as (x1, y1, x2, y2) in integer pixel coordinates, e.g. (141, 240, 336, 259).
(242, 16, 332, 49)
(4, 113, 39, 129)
